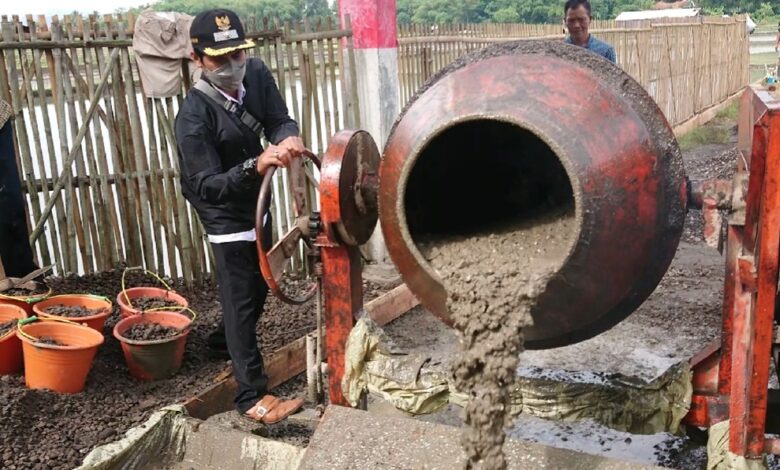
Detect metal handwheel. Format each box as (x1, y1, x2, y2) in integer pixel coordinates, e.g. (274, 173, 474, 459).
(255, 149, 321, 304)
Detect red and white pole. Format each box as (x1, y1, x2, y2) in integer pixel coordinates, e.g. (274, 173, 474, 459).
(339, 0, 399, 262)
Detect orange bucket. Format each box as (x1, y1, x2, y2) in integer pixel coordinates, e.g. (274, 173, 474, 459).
(116, 287, 188, 319)
(17, 320, 104, 393)
(33, 295, 113, 332)
(113, 311, 192, 381)
(0, 304, 28, 375)
(0, 282, 52, 316)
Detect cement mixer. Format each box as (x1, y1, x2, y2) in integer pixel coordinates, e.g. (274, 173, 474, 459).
(255, 40, 780, 464)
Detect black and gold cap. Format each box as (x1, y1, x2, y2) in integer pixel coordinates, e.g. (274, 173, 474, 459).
(190, 9, 255, 56)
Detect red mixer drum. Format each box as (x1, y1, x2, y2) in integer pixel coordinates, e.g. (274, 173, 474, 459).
(379, 40, 687, 349)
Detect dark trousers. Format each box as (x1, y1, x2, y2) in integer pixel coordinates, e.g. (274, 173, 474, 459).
(0, 121, 37, 277)
(211, 239, 270, 413)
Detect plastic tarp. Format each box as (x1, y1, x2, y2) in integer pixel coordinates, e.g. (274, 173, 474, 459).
(343, 317, 451, 415)
(76, 405, 187, 470)
(706, 420, 768, 470)
(343, 318, 693, 435)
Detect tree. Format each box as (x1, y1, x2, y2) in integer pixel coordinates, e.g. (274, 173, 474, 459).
(752, 2, 774, 21)
(493, 7, 520, 22)
(151, 0, 333, 22)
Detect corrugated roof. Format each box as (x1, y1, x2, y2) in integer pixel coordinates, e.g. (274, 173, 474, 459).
(615, 8, 701, 21)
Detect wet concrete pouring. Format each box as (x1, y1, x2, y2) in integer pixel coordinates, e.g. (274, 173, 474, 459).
(420, 208, 574, 468)
(0, 267, 392, 470)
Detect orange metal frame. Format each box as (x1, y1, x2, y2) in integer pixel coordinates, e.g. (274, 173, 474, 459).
(685, 86, 780, 458)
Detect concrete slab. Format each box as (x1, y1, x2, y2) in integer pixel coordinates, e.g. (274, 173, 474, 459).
(171, 418, 304, 470)
(298, 406, 664, 470)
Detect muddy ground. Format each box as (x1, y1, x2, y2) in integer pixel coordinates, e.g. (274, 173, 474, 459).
(0, 268, 392, 470)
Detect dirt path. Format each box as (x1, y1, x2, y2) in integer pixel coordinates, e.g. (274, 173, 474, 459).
(0, 269, 391, 470)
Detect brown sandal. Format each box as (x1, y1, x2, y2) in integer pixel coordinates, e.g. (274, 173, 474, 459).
(244, 395, 304, 424)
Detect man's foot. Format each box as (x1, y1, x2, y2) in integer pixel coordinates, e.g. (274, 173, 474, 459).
(243, 395, 304, 424)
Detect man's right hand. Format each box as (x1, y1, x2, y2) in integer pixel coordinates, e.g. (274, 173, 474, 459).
(256, 145, 292, 175)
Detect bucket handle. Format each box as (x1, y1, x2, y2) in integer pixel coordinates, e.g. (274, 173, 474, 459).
(121, 267, 174, 311)
(139, 306, 198, 333)
(15, 315, 84, 344)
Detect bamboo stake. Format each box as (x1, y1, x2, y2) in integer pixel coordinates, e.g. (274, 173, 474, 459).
(50, 19, 78, 272)
(62, 16, 99, 273)
(116, 17, 156, 273)
(29, 47, 119, 243)
(79, 17, 120, 266)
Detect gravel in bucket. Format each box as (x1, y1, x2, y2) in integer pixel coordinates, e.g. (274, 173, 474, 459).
(132, 296, 184, 311)
(123, 323, 183, 341)
(3, 286, 48, 297)
(44, 305, 104, 318)
(0, 320, 16, 338)
(34, 336, 67, 347)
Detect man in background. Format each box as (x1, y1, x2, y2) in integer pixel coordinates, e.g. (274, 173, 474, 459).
(564, 0, 617, 64)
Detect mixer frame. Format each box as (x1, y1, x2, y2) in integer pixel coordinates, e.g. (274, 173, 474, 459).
(684, 85, 780, 459)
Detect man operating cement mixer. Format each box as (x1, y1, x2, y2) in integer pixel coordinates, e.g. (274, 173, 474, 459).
(175, 8, 304, 424)
(564, 0, 617, 64)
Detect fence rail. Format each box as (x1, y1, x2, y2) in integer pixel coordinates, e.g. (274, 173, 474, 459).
(397, 17, 750, 129)
(0, 13, 359, 285)
(1, 14, 751, 284)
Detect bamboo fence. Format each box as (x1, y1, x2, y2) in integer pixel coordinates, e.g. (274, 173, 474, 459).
(397, 17, 750, 128)
(0, 13, 360, 284)
(1, 13, 750, 284)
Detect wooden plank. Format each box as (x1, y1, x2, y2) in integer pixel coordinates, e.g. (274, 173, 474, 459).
(183, 283, 419, 420)
(365, 284, 420, 327)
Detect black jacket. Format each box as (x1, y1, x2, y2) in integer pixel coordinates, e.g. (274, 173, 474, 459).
(175, 58, 299, 235)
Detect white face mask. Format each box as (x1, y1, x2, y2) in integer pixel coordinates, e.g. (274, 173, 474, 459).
(203, 56, 246, 92)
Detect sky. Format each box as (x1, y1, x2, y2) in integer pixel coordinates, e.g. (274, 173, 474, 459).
(4, 0, 154, 19)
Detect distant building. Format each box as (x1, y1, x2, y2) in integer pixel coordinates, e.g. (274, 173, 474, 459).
(615, 8, 701, 28)
(653, 1, 694, 10)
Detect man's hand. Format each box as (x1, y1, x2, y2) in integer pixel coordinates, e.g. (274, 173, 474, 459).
(278, 136, 306, 158)
(256, 144, 292, 175)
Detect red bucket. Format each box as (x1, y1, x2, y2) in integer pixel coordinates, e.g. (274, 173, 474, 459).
(116, 287, 188, 319)
(0, 304, 28, 375)
(33, 295, 113, 332)
(17, 320, 105, 393)
(0, 282, 52, 316)
(113, 311, 192, 381)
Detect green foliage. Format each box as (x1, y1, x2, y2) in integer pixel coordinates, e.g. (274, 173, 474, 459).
(149, 0, 333, 23)
(678, 125, 731, 151)
(140, 0, 775, 25)
(394, 0, 776, 24)
(753, 2, 775, 21)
